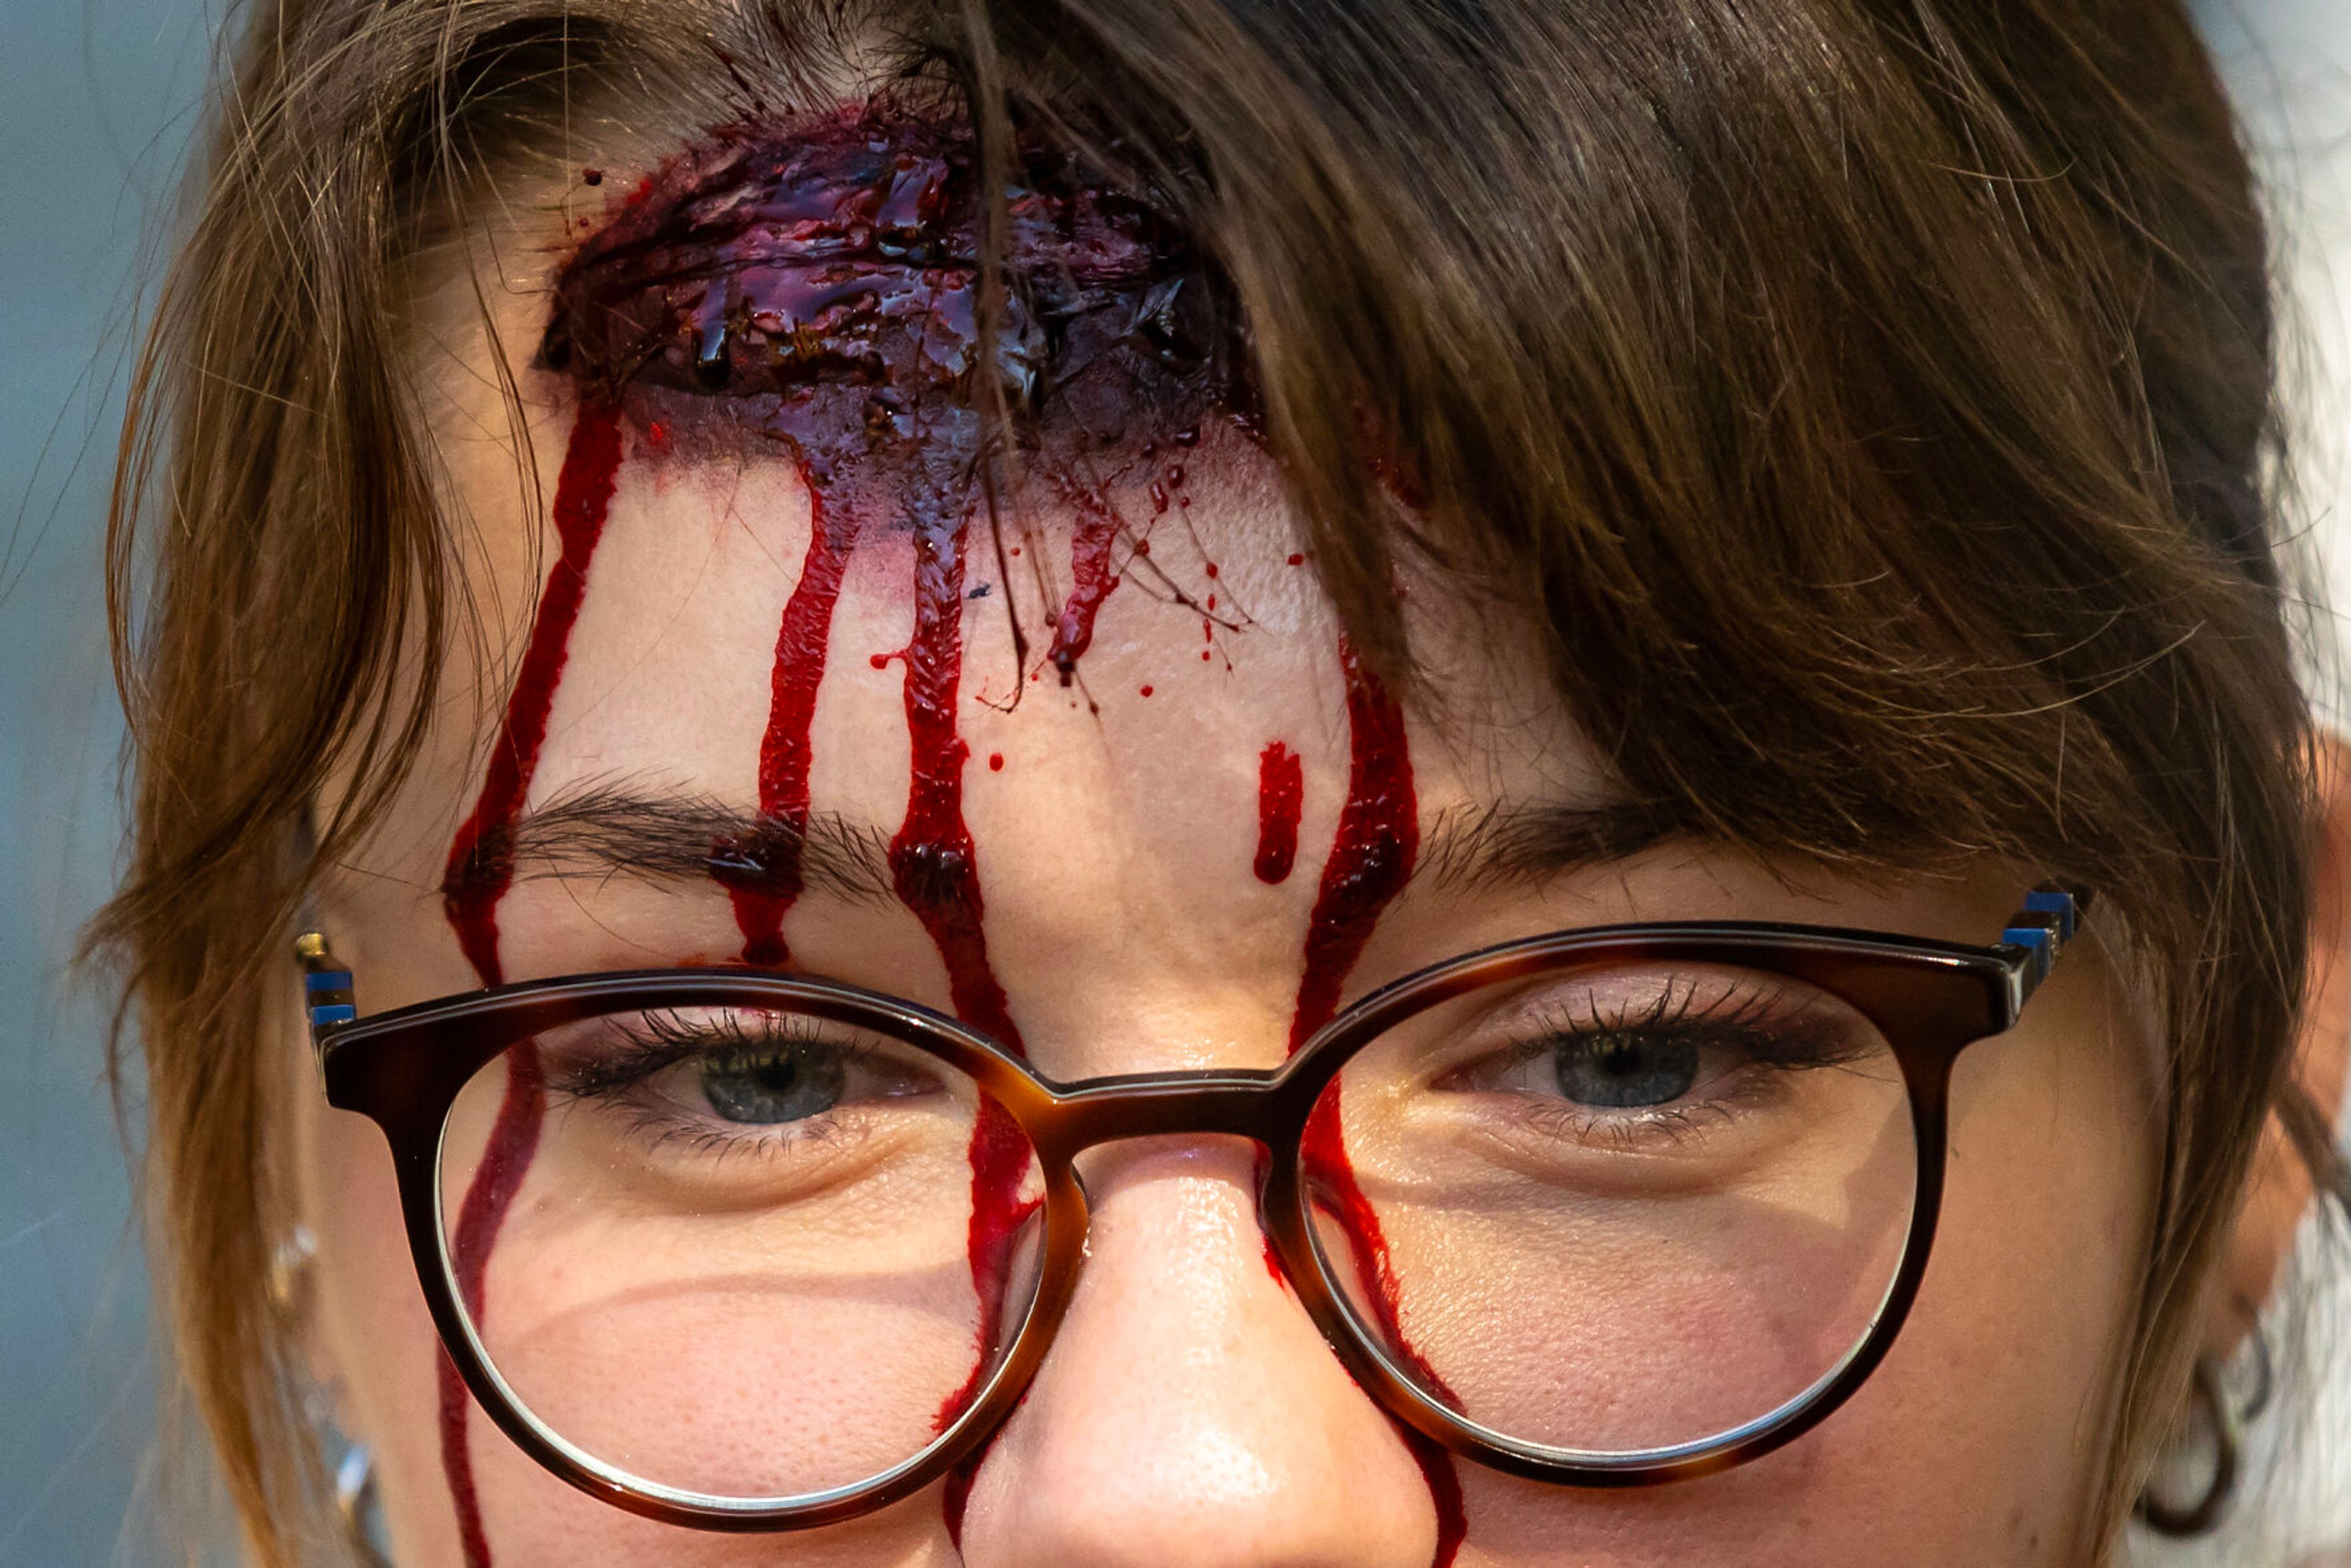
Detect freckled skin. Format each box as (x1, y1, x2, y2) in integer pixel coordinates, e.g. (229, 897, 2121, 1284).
(291, 127, 2164, 1568)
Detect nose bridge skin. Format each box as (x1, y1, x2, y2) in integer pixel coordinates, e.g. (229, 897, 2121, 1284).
(950, 1136, 1440, 1568)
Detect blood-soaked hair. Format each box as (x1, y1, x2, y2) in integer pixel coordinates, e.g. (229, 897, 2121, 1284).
(94, 0, 2338, 1561)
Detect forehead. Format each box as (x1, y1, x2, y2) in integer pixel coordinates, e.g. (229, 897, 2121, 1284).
(509, 411, 1406, 858)
(500, 105, 1352, 811)
(418, 108, 1592, 810)
(404, 405, 1606, 1081)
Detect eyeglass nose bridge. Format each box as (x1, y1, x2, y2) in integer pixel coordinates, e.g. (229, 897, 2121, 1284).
(1024, 1068, 1308, 1161)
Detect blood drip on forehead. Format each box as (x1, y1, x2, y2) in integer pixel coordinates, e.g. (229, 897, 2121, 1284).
(1284, 643, 1466, 1567)
(433, 402, 625, 1568)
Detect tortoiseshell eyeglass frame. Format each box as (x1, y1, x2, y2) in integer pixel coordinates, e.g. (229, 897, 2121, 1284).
(299, 886, 2084, 1533)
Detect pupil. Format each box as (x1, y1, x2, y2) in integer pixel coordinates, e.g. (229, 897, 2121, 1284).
(1554, 1035, 1700, 1109)
(700, 1047, 847, 1125)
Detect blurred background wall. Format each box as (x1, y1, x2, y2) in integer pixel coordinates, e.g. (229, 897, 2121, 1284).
(0, 2, 2345, 1562)
(0, 1, 208, 1563)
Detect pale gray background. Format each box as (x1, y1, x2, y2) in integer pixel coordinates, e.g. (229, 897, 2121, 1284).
(0, 3, 2344, 1563)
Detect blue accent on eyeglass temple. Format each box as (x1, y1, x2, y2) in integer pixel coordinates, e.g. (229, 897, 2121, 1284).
(2021, 889, 2077, 940)
(2000, 887, 2082, 1005)
(296, 933, 356, 1039)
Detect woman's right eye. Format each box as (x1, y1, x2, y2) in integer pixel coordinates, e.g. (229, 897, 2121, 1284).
(1415, 967, 1896, 1166)
(651, 1038, 942, 1138)
(549, 1013, 944, 1147)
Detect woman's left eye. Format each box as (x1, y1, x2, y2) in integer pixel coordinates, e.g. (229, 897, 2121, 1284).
(1481, 1031, 1717, 1112)
(1546, 1033, 1702, 1109)
(695, 1045, 850, 1125)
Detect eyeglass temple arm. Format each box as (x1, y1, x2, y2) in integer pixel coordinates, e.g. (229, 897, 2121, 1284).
(297, 931, 357, 1056)
(291, 885, 2094, 1051)
(1999, 885, 2090, 1015)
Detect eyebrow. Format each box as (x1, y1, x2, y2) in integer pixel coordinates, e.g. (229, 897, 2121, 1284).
(483, 780, 1685, 906)
(487, 782, 899, 906)
(1417, 797, 1687, 892)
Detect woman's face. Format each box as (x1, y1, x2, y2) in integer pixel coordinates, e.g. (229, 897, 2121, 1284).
(296, 117, 2162, 1568)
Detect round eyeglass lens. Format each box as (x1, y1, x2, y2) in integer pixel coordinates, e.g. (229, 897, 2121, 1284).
(435, 1002, 1044, 1504)
(1298, 958, 1917, 1460)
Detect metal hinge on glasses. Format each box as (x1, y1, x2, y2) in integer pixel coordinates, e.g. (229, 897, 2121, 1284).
(297, 930, 356, 1052)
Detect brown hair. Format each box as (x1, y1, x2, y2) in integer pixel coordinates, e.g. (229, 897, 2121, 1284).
(96, 0, 2341, 1561)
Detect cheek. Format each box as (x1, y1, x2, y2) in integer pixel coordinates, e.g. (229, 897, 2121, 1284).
(301, 1100, 467, 1567)
(1804, 963, 2156, 1561)
(306, 1095, 964, 1567)
(460, 1446, 954, 1568)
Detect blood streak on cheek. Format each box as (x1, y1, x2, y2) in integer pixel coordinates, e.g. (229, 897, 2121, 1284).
(1285, 640, 1465, 1568)
(434, 400, 626, 1568)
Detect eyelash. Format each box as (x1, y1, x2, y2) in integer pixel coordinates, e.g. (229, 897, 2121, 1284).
(544, 1012, 874, 1160)
(1486, 976, 1837, 1066)
(1458, 978, 1873, 1146)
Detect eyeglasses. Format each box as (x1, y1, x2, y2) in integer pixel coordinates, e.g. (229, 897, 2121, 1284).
(301, 886, 2082, 1532)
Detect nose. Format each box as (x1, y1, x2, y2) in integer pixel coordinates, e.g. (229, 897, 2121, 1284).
(951, 1136, 1441, 1568)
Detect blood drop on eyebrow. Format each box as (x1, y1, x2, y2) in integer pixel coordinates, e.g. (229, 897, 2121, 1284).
(440, 402, 623, 988)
